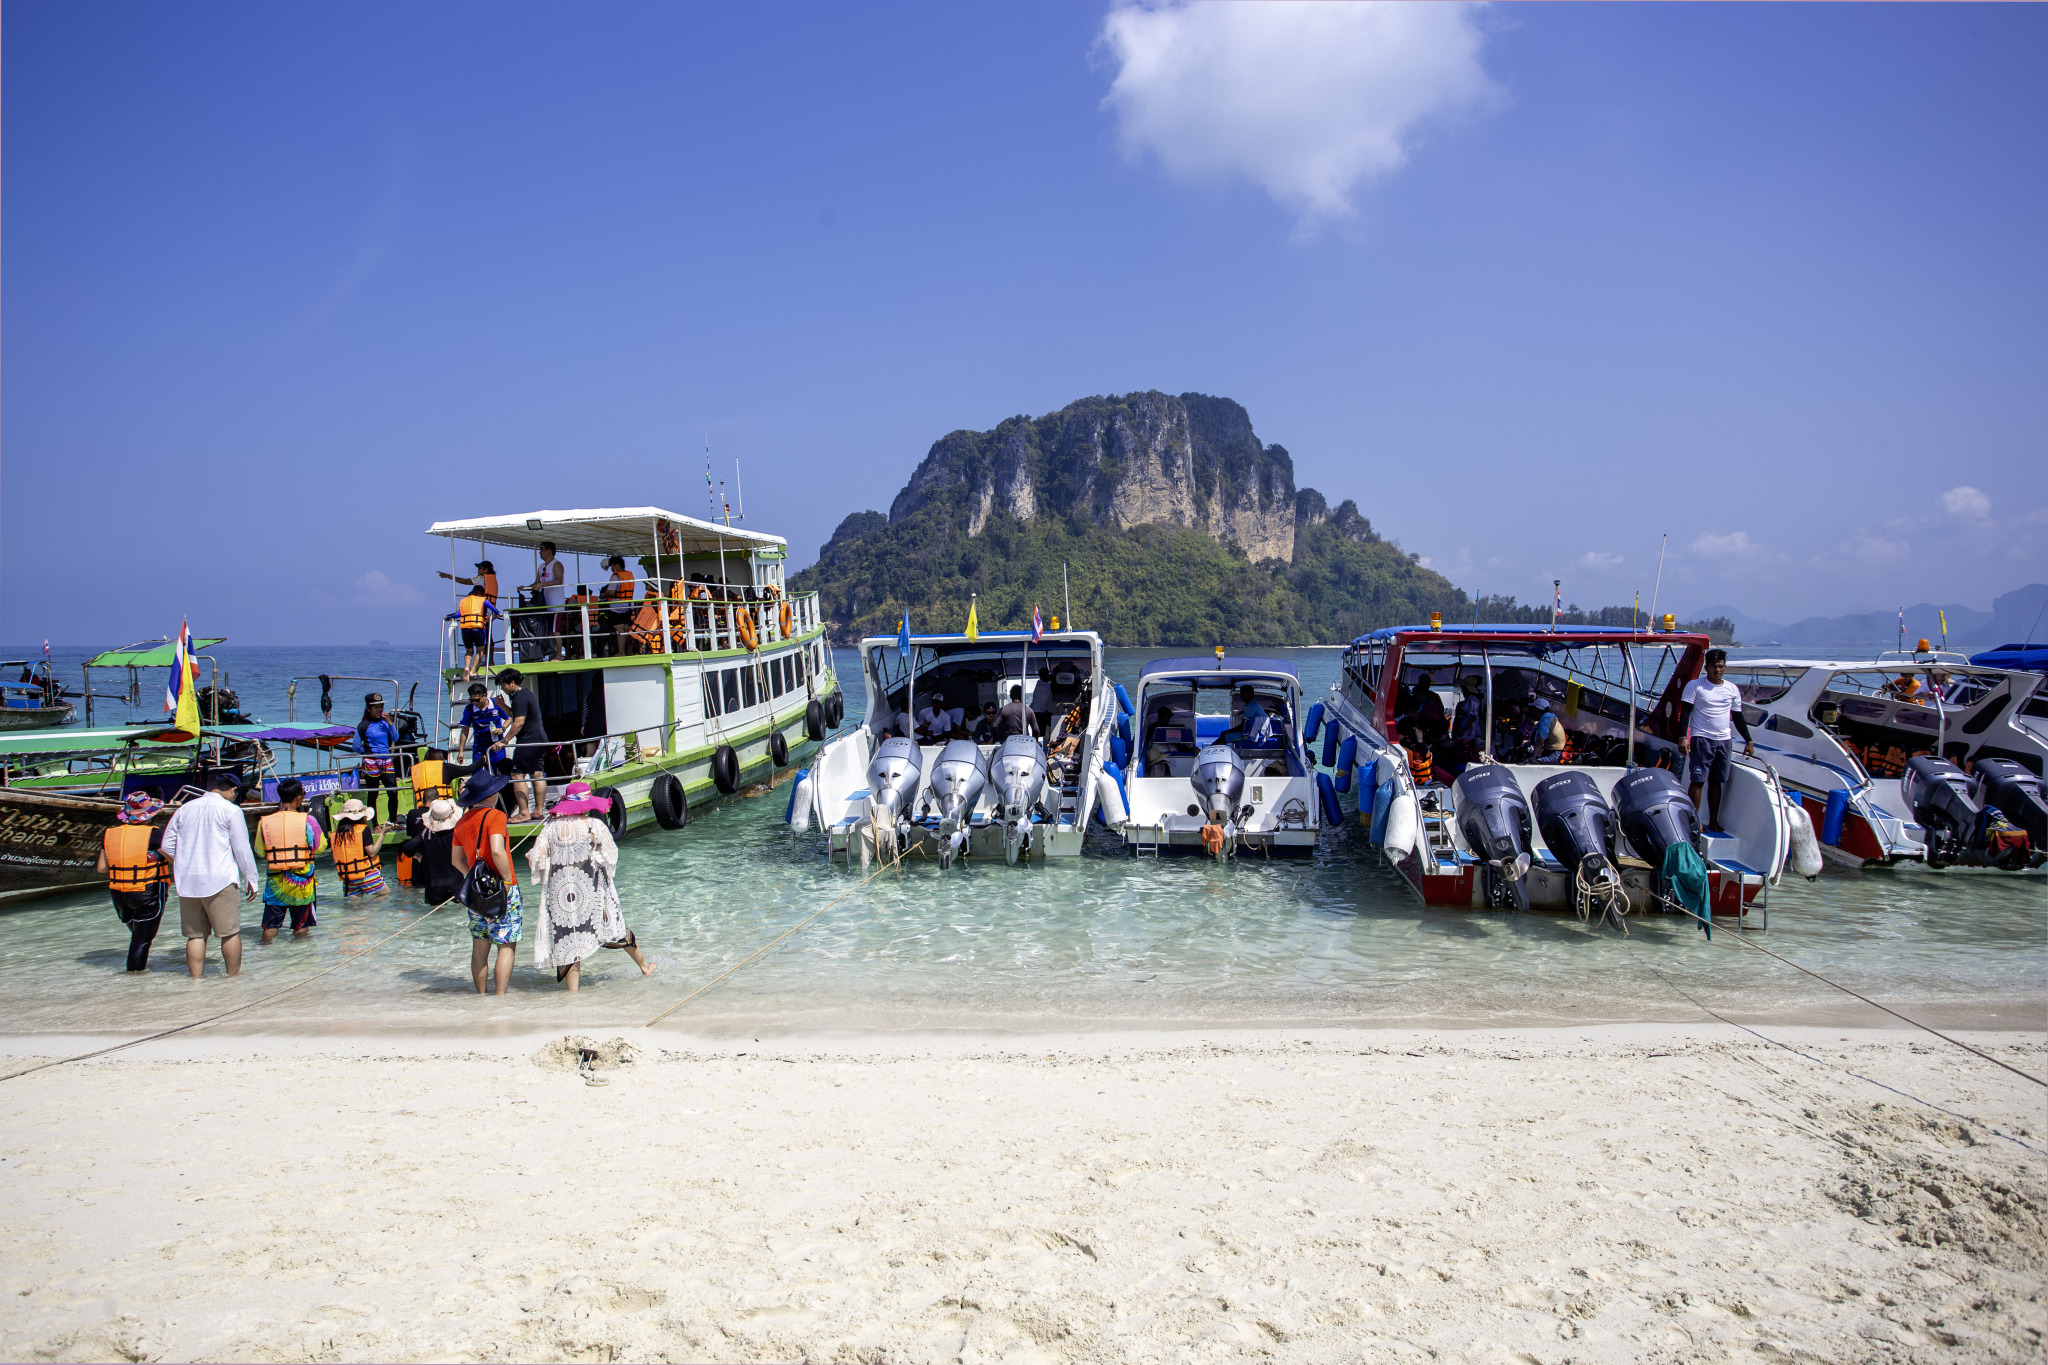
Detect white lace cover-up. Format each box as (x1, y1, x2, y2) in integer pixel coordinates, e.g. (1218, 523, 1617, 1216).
(527, 815, 626, 970)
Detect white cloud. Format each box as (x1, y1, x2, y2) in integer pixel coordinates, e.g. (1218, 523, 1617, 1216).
(1097, 1, 1497, 226)
(1575, 550, 1623, 572)
(1688, 531, 1759, 559)
(1840, 532, 1907, 563)
(352, 571, 422, 608)
(1938, 485, 1991, 520)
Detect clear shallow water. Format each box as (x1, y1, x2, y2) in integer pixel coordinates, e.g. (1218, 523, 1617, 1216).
(0, 646, 2040, 1038)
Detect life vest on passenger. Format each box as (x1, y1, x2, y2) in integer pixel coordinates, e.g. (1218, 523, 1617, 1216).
(479, 573, 498, 601)
(458, 595, 492, 629)
(103, 824, 168, 891)
(1865, 744, 1907, 778)
(331, 823, 379, 883)
(779, 600, 794, 638)
(1405, 744, 1433, 785)
(258, 810, 317, 874)
(737, 608, 759, 652)
(411, 759, 450, 803)
(601, 568, 635, 602)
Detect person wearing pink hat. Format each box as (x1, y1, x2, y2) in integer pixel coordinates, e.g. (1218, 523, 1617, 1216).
(96, 792, 172, 972)
(525, 782, 653, 991)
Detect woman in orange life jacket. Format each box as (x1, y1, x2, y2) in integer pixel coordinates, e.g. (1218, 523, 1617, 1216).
(330, 799, 390, 897)
(97, 792, 172, 972)
(438, 559, 499, 606)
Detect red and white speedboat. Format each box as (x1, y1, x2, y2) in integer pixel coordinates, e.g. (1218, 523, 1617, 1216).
(1316, 625, 1811, 927)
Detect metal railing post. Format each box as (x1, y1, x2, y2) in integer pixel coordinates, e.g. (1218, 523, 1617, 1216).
(659, 587, 672, 656)
(580, 604, 592, 659)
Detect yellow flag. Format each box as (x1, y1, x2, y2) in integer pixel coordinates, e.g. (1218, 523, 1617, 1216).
(169, 619, 202, 738)
(965, 598, 979, 642)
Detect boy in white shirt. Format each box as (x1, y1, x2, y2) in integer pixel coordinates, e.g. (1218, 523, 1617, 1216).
(1680, 648, 1753, 835)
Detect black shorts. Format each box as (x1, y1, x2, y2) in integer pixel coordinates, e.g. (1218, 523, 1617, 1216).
(261, 898, 319, 932)
(461, 627, 488, 647)
(512, 743, 550, 774)
(110, 886, 167, 926)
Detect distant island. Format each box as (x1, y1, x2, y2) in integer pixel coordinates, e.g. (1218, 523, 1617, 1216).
(791, 391, 1733, 646)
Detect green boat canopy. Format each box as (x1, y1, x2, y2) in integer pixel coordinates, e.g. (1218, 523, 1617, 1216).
(0, 726, 166, 758)
(83, 639, 227, 668)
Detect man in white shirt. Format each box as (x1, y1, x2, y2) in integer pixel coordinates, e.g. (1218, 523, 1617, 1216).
(160, 772, 262, 977)
(1680, 649, 1754, 835)
(917, 691, 962, 741)
(531, 540, 567, 608)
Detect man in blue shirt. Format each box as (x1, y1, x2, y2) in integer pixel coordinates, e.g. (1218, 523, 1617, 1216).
(456, 681, 508, 771)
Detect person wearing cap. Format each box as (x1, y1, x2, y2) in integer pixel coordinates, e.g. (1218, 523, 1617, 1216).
(526, 782, 653, 991)
(439, 560, 498, 603)
(254, 778, 326, 941)
(453, 770, 522, 994)
(352, 694, 405, 828)
(329, 799, 390, 897)
(399, 798, 465, 907)
(916, 690, 960, 741)
(96, 792, 173, 972)
(597, 555, 638, 656)
(160, 772, 262, 978)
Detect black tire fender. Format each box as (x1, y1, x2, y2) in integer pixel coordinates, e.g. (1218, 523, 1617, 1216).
(595, 786, 627, 838)
(650, 772, 688, 831)
(805, 699, 825, 741)
(769, 730, 790, 768)
(826, 692, 844, 727)
(711, 745, 740, 795)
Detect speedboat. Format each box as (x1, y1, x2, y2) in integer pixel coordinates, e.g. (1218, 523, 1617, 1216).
(1721, 652, 2046, 871)
(789, 628, 1118, 865)
(1317, 624, 1811, 926)
(1120, 652, 1321, 856)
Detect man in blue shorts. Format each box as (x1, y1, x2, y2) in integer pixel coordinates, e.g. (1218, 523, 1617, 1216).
(1680, 649, 1753, 835)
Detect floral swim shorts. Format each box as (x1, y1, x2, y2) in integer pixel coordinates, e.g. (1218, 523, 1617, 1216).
(467, 883, 523, 944)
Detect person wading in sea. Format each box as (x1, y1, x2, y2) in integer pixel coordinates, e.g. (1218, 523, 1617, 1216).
(526, 781, 654, 991)
(96, 793, 173, 972)
(254, 778, 325, 942)
(452, 771, 522, 995)
(160, 772, 261, 978)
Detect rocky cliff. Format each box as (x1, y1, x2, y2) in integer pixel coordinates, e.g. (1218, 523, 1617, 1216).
(794, 391, 1471, 645)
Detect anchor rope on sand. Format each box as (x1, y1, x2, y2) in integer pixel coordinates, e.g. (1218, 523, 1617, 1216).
(643, 864, 890, 1028)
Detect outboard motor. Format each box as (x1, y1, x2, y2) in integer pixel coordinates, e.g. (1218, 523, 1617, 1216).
(992, 735, 1047, 865)
(863, 736, 924, 864)
(1612, 768, 1699, 866)
(1973, 758, 2047, 855)
(1532, 770, 1625, 931)
(1191, 744, 1247, 824)
(1452, 764, 1533, 911)
(929, 739, 989, 870)
(1903, 755, 1981, 868)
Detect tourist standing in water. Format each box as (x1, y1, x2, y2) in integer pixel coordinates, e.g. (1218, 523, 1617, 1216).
(160, 772, 260, 978)
(97, 793, 171, 972)
(399, 798, 465, 907)
(254, 778, 325, 941)
(329, 799, 390, 897)
(452, 771, 521, 995)
(526, 781, 653, 991)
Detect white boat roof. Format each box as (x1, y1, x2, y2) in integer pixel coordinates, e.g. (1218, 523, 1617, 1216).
(426, 507, 785, 558)
(1731, 657, 1994, 673)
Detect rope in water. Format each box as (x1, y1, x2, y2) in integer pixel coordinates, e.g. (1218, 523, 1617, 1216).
(1642, 888, 2046, 1088)
(643, 862, 890, 1028)
(0, 899, 454, 1084)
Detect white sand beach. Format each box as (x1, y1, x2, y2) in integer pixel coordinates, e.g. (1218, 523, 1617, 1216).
(0, 1024, 2041, 1364)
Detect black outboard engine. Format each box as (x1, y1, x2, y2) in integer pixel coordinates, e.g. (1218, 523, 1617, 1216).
(1973, 758, 2047, 856)
(1453, 764, 1533, 911)
(1532, 770, 1616, 879)
(1902, 755, 1980, 868)
(1612, 768, 1699, 866)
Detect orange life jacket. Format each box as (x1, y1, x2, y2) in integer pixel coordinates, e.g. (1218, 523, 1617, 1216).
(103, 824, 168, 891)
(259, 810, 318, 874)
(602, 569, 636, 602)
(410, 759, 450, 803)
(1405, 745, 1433, 785)
(458, 594, 492, 629)
(331, 822, 379, 883)
(479, 573, 498, 601)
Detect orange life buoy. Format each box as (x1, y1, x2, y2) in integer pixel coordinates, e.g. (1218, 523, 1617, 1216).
(778, 600, 793, 637)
(737, 608, 759, 652)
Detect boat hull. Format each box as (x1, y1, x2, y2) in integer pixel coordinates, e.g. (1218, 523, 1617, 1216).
(0, 787, 273, 906)
(0, 704, 78, 732)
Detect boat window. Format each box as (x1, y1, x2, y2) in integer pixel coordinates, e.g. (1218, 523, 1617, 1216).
(770, 658, 785, 698)
(1762, 713, 1815, 739)
(741, 666, 758, 710)
(702, 670, 722, 719)
(1724, 666, 1806, 705)
(721, 669, 741, 714)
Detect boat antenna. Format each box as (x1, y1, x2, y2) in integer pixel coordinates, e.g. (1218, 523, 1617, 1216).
(1063, 562, 1071, 632)
(733, 457, 744, 524)
(1551, 579, 1561, 634)
(705, 436, 718, 525)
(1647, 534, 1668, 631)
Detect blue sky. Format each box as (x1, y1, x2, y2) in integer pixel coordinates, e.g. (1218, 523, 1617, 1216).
(4, 2, 2043, 645)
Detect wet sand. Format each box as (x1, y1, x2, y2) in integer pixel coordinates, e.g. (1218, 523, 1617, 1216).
(1, 1023, 2041, 1364)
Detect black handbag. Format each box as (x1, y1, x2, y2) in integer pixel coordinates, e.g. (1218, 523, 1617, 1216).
(457, 860, 508, 918)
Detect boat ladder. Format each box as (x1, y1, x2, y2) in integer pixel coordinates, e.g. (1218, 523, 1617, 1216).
(1131, 822, 1166, 858)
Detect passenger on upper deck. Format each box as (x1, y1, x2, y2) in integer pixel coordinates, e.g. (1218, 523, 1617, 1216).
(530, 541, 567, 608)
(598, 555, 637, 656)
(446, 584, 503, 680)
(438, 560, 498, 603)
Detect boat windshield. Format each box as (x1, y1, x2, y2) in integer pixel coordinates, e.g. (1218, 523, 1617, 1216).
(865, 639, 1097, 732)
(1721, 665, 1810, 706)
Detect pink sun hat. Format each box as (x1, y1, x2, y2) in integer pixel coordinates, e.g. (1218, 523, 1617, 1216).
(550, 781, 611, 817)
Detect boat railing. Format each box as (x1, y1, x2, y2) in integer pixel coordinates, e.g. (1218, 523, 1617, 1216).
(449, 584, 824, 669)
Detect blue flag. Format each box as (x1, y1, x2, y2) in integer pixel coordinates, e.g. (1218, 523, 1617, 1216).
(897, 610, 910, 659)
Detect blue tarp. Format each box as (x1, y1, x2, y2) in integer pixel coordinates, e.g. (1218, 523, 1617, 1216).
(1970, 644, 2048, 674)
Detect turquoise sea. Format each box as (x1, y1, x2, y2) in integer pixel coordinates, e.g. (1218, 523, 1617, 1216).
(0, 643, 2041, 1038)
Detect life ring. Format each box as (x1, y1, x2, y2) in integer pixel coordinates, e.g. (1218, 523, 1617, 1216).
(779, 601, 794, 638)
(594, 785, 627, 837)
(737, 610, 759, 652)
(711, 744, 740, 794)
(769, 730, 790, 767)
(806, 699, 825, 741)
(651, 772, 688, 831)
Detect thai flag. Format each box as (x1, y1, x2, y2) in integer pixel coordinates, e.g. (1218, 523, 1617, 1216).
(166, 620, 191, 714)
(1031, 606, 1044, 644)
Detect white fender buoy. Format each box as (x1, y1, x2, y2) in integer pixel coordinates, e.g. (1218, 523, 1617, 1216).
(1384, 792, 1419, 860)
(1375, 753, 1399, 788)
(1094, 769, 1127, 826)
(789, 775, 815, 833)
(1786, 791, 1822, 879)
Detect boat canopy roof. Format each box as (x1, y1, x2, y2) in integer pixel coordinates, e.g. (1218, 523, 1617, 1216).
(85, 638, 227, 668)
(0, 726, 163, 757)
(1970, 644, 2048, 673)
(425, 508, 786, 559)
(1351, 625, 1709, 655)
(1139, 656, 1298, 682)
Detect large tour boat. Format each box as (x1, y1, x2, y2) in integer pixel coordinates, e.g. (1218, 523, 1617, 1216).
(1317, 624, 1810, 926)
(425, 507, 840, 838)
